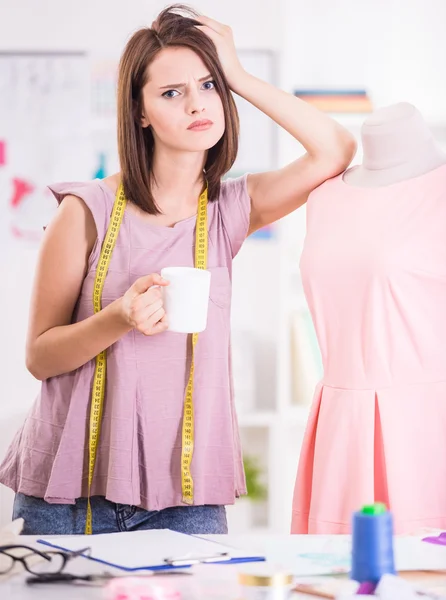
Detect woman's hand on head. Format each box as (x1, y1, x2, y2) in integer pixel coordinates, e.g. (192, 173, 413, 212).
(195, 15, 245, 90)
(120, 274, 170, 336)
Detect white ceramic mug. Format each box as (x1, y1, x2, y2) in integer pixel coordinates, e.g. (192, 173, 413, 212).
(160, 266, 211, 333)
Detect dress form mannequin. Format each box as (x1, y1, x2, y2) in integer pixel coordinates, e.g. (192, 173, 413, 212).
(291, 101, 446, 535)
(343, 102, 446, 187)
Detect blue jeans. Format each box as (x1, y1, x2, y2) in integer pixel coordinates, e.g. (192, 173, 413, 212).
(13, 493, 227, 536)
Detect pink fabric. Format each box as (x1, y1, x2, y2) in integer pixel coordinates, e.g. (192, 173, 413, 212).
(292, 163, 446, 534)
(0, 176, 250, 509)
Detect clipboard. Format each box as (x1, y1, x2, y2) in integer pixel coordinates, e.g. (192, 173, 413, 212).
(37, 529, 265, 572)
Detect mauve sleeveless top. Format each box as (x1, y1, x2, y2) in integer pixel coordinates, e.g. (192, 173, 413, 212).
(0, 175, 250, 509)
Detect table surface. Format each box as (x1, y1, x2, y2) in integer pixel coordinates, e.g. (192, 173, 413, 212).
(1, 533, 322, 599)
(2, 533, 446, 599)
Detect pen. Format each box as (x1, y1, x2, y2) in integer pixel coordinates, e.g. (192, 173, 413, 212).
(292, 583, 335, 599)
(164, 552, 232, 566)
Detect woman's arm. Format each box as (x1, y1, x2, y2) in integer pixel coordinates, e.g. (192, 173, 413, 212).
(232, 72, 356, 233)
(197, 16, 357, 233)
(26, 195, 168, 381)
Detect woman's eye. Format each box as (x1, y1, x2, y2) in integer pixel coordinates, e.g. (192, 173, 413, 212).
(202, 80, 216, 90)
(162, 90, 180, 98)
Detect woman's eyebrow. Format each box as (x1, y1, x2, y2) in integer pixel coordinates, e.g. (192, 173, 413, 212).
(159, 74, 212, 90)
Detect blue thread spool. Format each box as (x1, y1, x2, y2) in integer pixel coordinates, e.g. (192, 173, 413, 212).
(351, 503, 395, 585)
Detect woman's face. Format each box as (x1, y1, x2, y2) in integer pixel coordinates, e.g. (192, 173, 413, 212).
(141, 46, 225, 153)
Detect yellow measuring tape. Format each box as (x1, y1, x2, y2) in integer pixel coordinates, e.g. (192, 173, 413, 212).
(181, 187, 208, 505)
(85, 183, 208, 533)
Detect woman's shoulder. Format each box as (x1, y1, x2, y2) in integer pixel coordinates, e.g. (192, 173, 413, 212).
(47, 175, 120, 240)
(47, 173, 119, 203)
(219, 172, 249, 198)
(216, 173, 251, 259)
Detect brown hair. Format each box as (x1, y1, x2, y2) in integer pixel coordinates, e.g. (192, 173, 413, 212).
(117, 4, 239, 214)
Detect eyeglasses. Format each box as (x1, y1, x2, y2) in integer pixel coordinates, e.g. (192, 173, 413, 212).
(0, 544, 192, 586)
(0, 544, 91, 578)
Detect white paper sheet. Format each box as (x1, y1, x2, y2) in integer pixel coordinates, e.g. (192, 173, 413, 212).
(289, 535, 446, 576)
(204, 533, 446, 578)
(38, 529, 264, 571)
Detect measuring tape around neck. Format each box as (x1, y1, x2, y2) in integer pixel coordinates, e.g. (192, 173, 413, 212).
(85, 183, 208, 533)
(181, 186, 208, 505)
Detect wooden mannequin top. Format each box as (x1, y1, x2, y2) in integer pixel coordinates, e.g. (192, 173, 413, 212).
(342, 102, 446, 188)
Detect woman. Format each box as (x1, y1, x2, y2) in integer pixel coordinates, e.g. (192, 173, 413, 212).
(0, 5, 355, 535)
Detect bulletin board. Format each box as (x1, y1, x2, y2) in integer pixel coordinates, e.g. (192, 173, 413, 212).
(0, 51, 90, 241)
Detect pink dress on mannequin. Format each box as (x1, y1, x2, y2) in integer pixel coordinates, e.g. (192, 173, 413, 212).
(291, 162, 446, 534)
